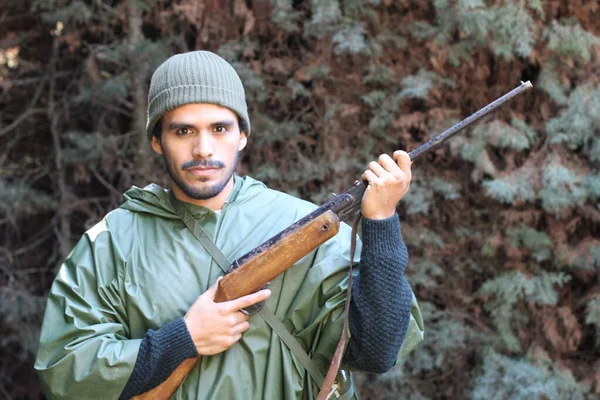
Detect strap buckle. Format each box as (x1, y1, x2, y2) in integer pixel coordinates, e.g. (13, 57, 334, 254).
(326, 383, 341, 399)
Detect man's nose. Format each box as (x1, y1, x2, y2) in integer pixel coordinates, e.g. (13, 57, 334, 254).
(192, 132, 214, 159)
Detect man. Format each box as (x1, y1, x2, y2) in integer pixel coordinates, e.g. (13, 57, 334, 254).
(35, 51, 424, 399)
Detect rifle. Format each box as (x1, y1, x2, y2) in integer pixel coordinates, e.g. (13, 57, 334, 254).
(133, 80, 533, 400)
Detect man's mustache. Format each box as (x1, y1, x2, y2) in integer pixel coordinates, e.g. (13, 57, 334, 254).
(181, 159, 225, 170)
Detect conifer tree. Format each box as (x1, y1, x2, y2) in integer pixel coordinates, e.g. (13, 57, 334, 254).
(0, 0, 598, 397)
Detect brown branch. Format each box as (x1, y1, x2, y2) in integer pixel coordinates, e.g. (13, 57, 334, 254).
(0, 73, 48, 138)
(0, 108, 46, 138)
(0, 32, 38, 50)
(1, 71, 72, 88)
(0, 380, 11, 400)
(13, 228, 53, 257)
(89, 167, 123, 198)
(63, 196, 112, 211)
(127, 0, 152, 176)
(48, 37, 72, 261)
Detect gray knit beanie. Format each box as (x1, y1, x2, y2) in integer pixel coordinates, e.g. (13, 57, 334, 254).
(146, 51, 250, 140)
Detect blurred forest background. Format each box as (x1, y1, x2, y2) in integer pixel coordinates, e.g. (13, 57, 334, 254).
(0, 0, 599, 399)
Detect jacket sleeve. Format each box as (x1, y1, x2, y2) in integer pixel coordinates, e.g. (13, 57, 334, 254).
(34, 219, 141, 399)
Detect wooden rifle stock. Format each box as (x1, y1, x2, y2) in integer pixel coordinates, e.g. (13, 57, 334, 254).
(215, 210, 341, 302)
(133, 81, 533, 400)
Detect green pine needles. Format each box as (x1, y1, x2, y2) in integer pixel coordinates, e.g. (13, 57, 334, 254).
(2, 0, 599, 398)
(473, 349, 592, 400)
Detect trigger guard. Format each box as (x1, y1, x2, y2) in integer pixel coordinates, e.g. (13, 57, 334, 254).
(241, 300, 265, 316)
(240, 283, 270, 315)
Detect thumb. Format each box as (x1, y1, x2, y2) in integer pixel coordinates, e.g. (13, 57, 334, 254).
(203, 277, 223, 300)
(394, 150, 412, 177)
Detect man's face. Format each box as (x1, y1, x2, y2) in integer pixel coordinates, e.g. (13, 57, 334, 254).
(151, 103, 247, 202)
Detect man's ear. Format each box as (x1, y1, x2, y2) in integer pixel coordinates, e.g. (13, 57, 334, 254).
(151, 136, 163, 155)
(238, 132, 248, 151)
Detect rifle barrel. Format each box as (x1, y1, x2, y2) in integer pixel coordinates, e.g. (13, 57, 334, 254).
(408, 80, 533, 161)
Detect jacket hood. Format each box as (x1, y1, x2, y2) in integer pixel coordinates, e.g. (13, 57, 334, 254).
(119, 175, 267, 218)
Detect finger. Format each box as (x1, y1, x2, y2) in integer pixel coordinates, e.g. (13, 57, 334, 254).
(361, 170, 379, 186)
(367, 161, 391, 179)
(232, 311, 249, 324)
(232, 333, 243, 344)
(222, 334, 242, 348)
(393, 150, 412, 177)
(220, 312, 249, 329)
(233, 320, 250, 335)
(225, 289, 271, 313)
(377, 154, 402, 174)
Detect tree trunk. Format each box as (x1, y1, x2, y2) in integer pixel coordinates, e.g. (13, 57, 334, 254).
(128, 0, 150, 175)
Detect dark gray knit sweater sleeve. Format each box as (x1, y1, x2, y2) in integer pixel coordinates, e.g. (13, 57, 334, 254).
(119, 318, 198, 399)
(343, 215, 413, 373)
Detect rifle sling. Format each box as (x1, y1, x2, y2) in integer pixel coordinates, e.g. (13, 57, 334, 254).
(169, 193, 327, 389)
(257, 307, 325, 386)
(316, 214, 359, 400)
(170, 193, 232, 272)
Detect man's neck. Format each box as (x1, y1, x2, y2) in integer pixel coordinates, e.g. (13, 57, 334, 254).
(171, 178, 234, 211)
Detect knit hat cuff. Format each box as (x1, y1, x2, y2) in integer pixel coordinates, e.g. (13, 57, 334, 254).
(146, 84, 251, 140)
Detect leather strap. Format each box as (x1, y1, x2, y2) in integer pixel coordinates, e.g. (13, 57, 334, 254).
(316, 214, 360, 400)
(258, 307, 325, 386)
(169, 193, 327, 392)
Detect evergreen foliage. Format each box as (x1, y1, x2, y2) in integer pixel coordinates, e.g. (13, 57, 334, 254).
(472, 349, 592, 400)
(544, 21, 600, 63)
(0, 287, 45, 360)
(537, 65, 570, 105)
(546, 84, 600, 161)
(482, 167, 537, 204)
(0, 180, 58, 218)
(1, 0, 599, 397)
(478, 271, 571, 308)
(505, 225, 552, 262)
(539, 157, 589, 216)
(586, 297, 600, 349)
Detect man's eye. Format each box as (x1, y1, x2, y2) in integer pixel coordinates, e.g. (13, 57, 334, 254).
(177, 128, 191, 136)
(214, 126, 227, 133)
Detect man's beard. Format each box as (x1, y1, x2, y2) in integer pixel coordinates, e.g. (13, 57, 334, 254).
(163, 153, 239, 200)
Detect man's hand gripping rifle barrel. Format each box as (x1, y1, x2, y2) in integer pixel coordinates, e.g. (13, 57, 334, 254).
(133, 80, 533, 400)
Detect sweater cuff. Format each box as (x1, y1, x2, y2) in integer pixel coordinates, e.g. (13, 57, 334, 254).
(361, 215, 404, 259)
(119, 318, 198, 399)
(151, 317, 198, 363)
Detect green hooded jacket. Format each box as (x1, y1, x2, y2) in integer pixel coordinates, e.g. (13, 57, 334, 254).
(35, 176, 424, 399)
